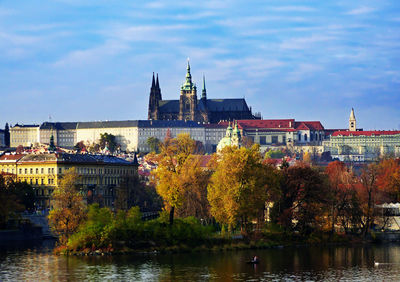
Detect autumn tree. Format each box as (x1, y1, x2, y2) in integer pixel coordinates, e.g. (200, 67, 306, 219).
(48, 168, 86, 245)
(325, 161, 356, 234)
(356, 163, 385, 237)
(271, 163, 328, 235)
(207, 144, 278, 234)
(376, 158, 400, 202)
(153, 133, 202, 224)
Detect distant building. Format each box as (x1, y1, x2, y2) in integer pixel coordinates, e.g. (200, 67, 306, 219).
(39, 122, 77, 148)
(323, 108, 400, 161)
(218, 119, 325, 150)
(148, 61, 260, 123)
(10, 124, 40, 148)
(0, 152, 138, 209)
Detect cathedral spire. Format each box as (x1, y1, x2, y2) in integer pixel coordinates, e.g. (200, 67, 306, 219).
(156, 73, 160, 90)
(151, 72, 156, 89)
(201, 74, 207, 99)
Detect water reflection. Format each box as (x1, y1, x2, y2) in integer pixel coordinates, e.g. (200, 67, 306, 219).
(2, 242, 400, 281)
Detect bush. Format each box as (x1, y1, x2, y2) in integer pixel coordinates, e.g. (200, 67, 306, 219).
(67, 204, 212, 252)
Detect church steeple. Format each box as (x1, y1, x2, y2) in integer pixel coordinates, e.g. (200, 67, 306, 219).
(156, 73, 160, 90)
(151, 72, 156, 89)
(349, 108, 356, 131)
(181, 59, 195, 90)
(201, 74, 207, 99)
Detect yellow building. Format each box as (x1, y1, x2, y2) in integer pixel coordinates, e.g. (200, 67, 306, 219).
(0, 152, 138, 209)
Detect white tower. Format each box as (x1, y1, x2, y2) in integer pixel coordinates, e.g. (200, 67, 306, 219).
(349, 108, 356, 131)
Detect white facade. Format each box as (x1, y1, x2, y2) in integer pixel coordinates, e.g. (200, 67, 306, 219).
(10, 125, 40, 147)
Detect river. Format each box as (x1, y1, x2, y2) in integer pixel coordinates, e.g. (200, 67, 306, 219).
(1, 240, 400, 281)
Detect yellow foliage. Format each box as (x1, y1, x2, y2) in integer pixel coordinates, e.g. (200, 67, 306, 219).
(48, 167, 86, 245)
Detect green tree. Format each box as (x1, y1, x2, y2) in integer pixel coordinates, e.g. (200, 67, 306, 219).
(0, 175, 24, 228)
(48, 168, 86, 245)
(147, 137, 161, 153)
(99, 133, 118, 153)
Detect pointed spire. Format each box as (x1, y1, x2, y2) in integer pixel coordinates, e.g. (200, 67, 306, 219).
(350, 107, 356, 120)
(201, 74, 207, 99)
(156, 73, 160, 89)
(151, 72, 155, 89)
(132, 152, 139, 166)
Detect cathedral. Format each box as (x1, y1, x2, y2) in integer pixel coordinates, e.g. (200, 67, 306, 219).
(148, 61, 260, 123)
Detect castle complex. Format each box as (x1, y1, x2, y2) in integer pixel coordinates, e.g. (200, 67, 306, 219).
(148, 61, 260, 123)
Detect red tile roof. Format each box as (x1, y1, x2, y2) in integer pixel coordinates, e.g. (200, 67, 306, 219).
(0, 154, 25, 161)
(295, 121, 324, 131)
(332, 130, 400, 137)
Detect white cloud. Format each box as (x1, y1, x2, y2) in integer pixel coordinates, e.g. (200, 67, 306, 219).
(280, 35, 337, 50)
(346, 6, 376, 15)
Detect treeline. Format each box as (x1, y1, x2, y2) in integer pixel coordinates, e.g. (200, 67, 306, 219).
(152, 133, 400, 237)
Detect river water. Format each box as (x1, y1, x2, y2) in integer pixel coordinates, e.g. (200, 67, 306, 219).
(1, 240, 400, 281)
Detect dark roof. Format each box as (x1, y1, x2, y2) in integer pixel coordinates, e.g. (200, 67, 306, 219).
(19, 153, 133, 165)
(77, 120, 138, 129)
(12, 124, 39, 128)
(207, 99, 250, 112)
(40, 122, 78, 130)
(138, 120, 202, 128)
(159, 100, 179, 112)
(158, 98, 251, 113)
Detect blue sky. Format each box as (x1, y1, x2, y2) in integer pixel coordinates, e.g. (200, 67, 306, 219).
(1, 0, 400, 130)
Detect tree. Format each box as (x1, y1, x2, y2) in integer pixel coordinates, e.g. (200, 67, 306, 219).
(271, 163, 328, 234)
(48, 168, 86, 245)
(325, 161, 356, 234)
(208, 144, 278, 234)
(147, 137, 161, 153)
(115, 173, 162, 212)
(4, 123, 10, 147)
(99, 133, 118, 153)
(0, 175, 24, 228)
(356, 164, 380, 237)
(152, 133, 197, 225)
(376, 158, 400, 202)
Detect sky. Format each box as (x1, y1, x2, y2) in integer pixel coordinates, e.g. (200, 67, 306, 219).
(1, 0, 400, 130)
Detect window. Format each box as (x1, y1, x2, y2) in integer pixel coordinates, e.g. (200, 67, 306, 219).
(41, 168, 44, 174)
(59, 168, 62, 174)
(271, 136, 278, 144)
(304, 134, 308, 141)
(30, 168, 33, 174)
(35, 179, 38, 185)
(25, 168, 28, 174)
(19, 169, 22, 174)
(36, 168, 39, 174)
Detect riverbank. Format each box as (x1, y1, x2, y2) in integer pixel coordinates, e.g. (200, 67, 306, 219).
(57, 230, 369, 256)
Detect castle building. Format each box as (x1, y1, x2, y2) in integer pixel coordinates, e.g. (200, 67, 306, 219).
(148, 61, 260, 123)
(217, 121, 242, 152)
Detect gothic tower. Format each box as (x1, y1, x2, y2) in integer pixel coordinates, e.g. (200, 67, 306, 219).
(349, 108, 356, 131)
(198, 74, 209, 123)
(179, 60, 198, 121)
(148, 73, 162, 120)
